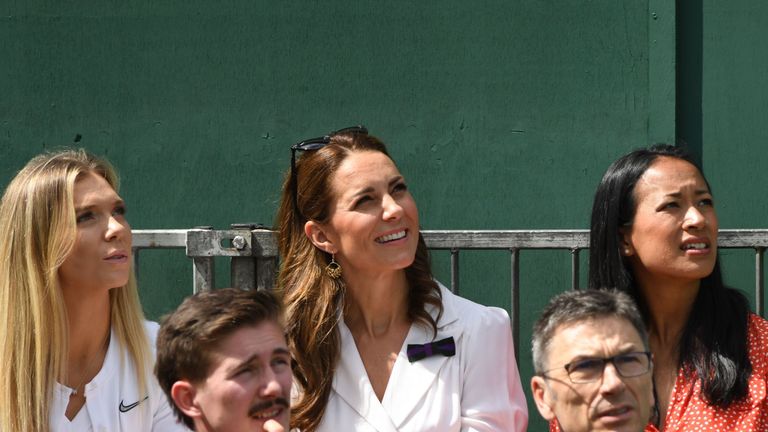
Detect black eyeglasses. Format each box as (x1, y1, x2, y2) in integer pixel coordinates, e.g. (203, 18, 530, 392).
(540, 351, 652, 384)
(290, 126, 368, 216)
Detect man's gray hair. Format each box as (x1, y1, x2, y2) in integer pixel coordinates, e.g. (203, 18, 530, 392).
(531, 289, 648, 374)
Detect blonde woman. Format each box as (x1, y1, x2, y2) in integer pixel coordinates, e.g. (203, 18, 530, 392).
(0, 150, 186, 431)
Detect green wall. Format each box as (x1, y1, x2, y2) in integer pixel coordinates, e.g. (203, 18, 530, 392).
(677, 1, 768, 311)
(3, 2, 765, 429)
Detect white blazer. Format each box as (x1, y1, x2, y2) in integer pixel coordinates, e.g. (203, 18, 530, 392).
(317, 283, 528, 431)
(51, 321, 189, 431)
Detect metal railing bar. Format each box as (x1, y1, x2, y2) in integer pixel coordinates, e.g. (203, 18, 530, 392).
(256, 258, 278, 291)
(251, 229, 279, 257)
(131, 228, 768, 321)
(719, 230, 768, 248)
(510, 248, 520, 360)
(423, 230, 590, 249)
(187, 229, 254, 258)
(450, 249, 460, 295)
(132, 229, 768, 253)
(132, 229, 188, 249)
(757, 248, 765, 317)
(571, 248, 580, 290)
(192, 257, 215, 293)
(133, 251, 141, 278)
(231, 257, 256, 291)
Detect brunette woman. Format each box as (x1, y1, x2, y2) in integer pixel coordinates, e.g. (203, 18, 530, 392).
(588, 144, 768, 431)
(276, 127, 528, 431)
(0, 150, 186, 431)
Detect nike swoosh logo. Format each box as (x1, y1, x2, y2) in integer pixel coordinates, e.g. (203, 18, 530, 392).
(119, 396, 149, 413)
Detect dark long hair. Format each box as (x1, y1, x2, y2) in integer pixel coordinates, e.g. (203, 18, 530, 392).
(275, 130, 442, 431)
(588, 144, 751, 407)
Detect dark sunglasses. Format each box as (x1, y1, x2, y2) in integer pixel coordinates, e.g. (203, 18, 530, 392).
(290, 126, 368, 216)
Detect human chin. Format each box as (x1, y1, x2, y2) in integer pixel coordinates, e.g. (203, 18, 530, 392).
(107, 271, 131, 289)
(677, 257, 716, 280)
(591, 404, 644, 432)
(390, 245, 417, 269)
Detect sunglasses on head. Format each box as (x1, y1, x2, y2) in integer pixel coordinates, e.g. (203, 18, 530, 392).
(290, 125, 368, 217)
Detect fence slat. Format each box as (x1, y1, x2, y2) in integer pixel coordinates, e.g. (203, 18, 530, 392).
(510, 248, 520, 361)
(256, 257, 278, 291)
(757, 248, 765, 317)
(450, 249, 460, 295)
(571, 248, 580, 290)
(231, 257, 256, 290)
(193, 257, 215, 293)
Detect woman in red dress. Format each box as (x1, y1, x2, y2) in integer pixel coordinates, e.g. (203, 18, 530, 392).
(587, 144, 768, 431)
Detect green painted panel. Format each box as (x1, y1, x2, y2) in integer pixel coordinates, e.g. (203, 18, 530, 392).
(1, 2, 653, 429)
(678, 1, 768, 312)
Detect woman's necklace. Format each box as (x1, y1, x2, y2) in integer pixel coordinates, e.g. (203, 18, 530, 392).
(69, 333, 110, 397)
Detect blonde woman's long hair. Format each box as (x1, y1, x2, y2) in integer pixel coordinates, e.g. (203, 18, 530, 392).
(0, 149, 150, 432)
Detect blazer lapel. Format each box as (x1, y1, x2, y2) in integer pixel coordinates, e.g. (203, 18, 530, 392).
(332, 320, 399, 432)
(385, 285, 464, 427)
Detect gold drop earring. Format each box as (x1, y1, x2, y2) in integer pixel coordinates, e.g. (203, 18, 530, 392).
(325, 253, 342, 279)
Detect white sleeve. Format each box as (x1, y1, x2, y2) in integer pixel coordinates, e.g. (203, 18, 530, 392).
(460, 307, 528, 432)
(145, 321, 192, 431)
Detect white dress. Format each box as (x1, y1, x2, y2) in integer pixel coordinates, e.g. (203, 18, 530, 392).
(316, 283, 528, 431)
(51, 321, 189, 432)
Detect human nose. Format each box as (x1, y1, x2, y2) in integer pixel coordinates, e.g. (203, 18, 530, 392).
(599, 362, 627, 394)
(683, 205, 706, 230)
(106, 215, 130, 242)
(260, 369, 285, 398)
(382, 194, 403, 221)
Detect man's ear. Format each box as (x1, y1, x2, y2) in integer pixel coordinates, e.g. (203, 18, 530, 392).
(171, 380, 201, 420)
(305, 220, 336, 254)
(531, 376, 557, 422)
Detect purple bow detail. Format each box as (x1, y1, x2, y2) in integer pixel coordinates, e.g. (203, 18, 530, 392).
(406, 336, 456, 362)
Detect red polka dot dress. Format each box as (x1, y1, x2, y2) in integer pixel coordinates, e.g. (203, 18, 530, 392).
(648, 314, 768, 432)
(550, 314, 768, 432)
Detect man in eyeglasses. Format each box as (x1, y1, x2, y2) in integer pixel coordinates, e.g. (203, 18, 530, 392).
(155, 288, 290, 432)
(530, 289, 655, 432)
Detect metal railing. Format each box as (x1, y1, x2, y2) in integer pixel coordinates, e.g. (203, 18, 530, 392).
(133, 228, 768, 358)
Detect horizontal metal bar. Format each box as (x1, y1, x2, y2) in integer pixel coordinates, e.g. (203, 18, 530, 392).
(132, 229, 187, 249)
(718, 230, 768, 248)
(422, 230, 590, 249)
(187, 229, 254, 258)
(133, 228, 768, 255)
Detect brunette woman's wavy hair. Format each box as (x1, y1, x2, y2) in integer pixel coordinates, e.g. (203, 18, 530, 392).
(276, 130, 442, 431)
(588, 143, 751, 408)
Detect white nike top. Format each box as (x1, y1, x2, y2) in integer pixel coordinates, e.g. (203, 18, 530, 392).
(51, 321, 189, 432)
(58, 404, 92, 432)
